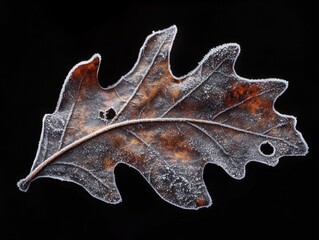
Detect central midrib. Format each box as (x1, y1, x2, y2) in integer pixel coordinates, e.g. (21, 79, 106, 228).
(20, 117, 295, 187)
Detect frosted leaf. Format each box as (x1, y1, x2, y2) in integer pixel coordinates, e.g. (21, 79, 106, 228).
(18, 26, 308, 209)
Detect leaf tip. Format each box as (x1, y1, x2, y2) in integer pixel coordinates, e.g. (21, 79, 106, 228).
(87, 53, 102, 71)
(90, 53, 102, 65)
(272, 78, 288, 90)
(167, 24, 177, 32)
(67, 53, 102, 86)
(202, 43, 241, 66)
(154, 25, 177, 38)
(223, 42, 241, 58)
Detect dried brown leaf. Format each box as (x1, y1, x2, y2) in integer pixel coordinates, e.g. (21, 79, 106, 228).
(18, 26, 308, 209)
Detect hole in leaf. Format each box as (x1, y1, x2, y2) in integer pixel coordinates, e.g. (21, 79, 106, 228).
(259, 141, 275, 156)
(99, 111, 105, 119)
(106, 108, 116, 120)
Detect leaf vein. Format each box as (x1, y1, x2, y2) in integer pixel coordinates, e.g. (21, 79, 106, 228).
(58, 76, 84, 150)
(53, 162, 109, 189)
(212, 88, 274, 120)
(188, 122, 230, 156)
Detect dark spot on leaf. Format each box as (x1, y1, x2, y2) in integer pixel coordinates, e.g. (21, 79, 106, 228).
(99, 111, 105, 119)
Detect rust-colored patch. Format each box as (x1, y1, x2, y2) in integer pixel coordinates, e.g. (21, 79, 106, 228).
(103, 159, 114, 170)
(71, 57, 99, 80)
(224, 81, 277, 120)
(225, 82, 260, 107)
(132, 126, 194, 164)
(195, 198, 207, 206)
(126, 136, 146, 162)
(244, 96, 272, 115)
(168, 83, 182, 103)
(135, 127, 157, 144)
(127, 152, 145, 164)
(158, 61, 181, 101)
(158, 130, 193, 163)
(71, 65, 83, 79)
(112, 132, 127, 148)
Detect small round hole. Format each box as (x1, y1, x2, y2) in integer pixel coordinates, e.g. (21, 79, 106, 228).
(106, 108, 116, 120)
(259, 141, 275, 156)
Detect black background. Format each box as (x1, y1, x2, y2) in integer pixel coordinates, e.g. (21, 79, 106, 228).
(3, 1, 317, 239)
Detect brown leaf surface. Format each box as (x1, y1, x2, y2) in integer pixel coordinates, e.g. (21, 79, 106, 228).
(18, 26, 308, 209)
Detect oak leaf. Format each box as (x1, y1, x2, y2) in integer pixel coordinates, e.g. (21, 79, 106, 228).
(18, 26, 308, 209)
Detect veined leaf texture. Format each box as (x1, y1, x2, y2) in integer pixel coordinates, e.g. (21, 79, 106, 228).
(18, 26, 308, 209)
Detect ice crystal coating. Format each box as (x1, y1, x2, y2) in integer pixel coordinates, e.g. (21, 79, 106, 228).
(18, 26, 308, 209)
